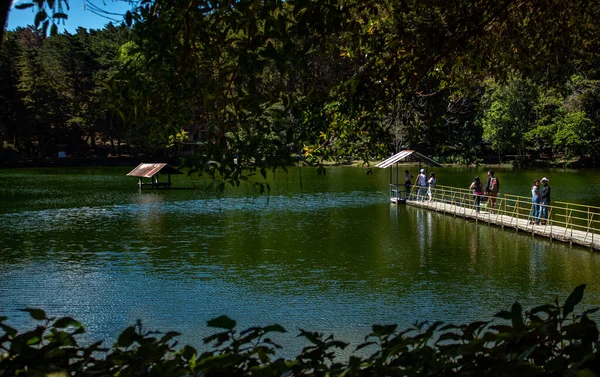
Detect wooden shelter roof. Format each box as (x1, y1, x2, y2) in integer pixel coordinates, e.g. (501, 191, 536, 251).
(375, 150, 443, 169)
(126, 163, 182, 178)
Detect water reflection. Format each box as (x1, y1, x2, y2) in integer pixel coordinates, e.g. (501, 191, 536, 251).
(2, 167, 600, 353)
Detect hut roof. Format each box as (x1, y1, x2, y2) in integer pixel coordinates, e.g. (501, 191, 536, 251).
(126, 163, 182, 178)
(375, 150, 443, 169)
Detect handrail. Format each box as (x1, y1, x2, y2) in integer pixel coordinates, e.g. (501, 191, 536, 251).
(402, 184, 600, 243)
(555, 201, 600, 211)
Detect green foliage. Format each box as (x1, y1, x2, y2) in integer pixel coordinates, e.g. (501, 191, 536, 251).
(481, 76, 538, 157)
(4, 0, 600, 169)
(553, 111, 595, 159)
(1, 286, 600, 376)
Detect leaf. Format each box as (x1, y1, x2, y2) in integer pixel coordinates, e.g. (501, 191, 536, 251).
(181, 345, 197, 360)
(437, 332, 462, 342)
(494, 310, 512, 320)
(263, 324, 286, 333)
(528, 304, 556, 315)
(371, 324, 397, 337)
(207, 315, 236, 330)
(117, 326, 136, 348)
(15, 3, 35, 9)
(34, 10, 48, 28)
(54, 317, 82, 329)
(355, 341, 376, 351)
(125, 11, 133, 27)
(564, 284, 586, 318)
(0, 323, 18, 337)
(50, 24, 58, 36)
(511, 302, 524, 331)
(52, 12, 68, 20)
(20, 308, 46, 321)
(160, 331, 181, 343)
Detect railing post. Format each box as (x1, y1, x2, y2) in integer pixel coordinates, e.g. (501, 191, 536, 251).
(515, 199, 519, 232)
(548, 207, 553, 241)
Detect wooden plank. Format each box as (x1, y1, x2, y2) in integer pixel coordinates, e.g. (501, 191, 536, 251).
(405, 199, 600, 251)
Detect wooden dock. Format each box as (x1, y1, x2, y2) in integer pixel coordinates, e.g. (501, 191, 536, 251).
(404, 192, 600, 251)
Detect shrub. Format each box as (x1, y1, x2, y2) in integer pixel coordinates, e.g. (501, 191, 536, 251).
(1, 285, 598, 376)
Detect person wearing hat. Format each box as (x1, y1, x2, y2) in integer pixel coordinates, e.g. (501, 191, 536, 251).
(537, 177, 551, 225)
(414, 168, 428, 201)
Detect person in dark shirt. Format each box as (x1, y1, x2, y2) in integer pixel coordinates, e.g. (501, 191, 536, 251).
(537, 177, 551, 225)
(404, 170, 413, 197)
(485, 170, 500, 214)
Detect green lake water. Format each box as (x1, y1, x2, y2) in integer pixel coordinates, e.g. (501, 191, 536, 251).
(1, 166, 600, 355)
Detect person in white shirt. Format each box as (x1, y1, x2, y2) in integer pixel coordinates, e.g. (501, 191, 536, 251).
(414, 169, 427, 201)
(427, 172, 436, 201)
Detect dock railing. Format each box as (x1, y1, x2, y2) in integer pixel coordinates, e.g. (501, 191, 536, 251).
(406, 184, 600, 246)
(389, 183, 409, 201)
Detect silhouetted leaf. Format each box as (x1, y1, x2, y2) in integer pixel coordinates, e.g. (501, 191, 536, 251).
(372, 324, 397, 337)
(263, 324, 286, 333)
(207, 315, 236, 330)
(34, 10, 48, 28)
(564, 284, 586, 318)
(494, 310, 512, 320)
(20, 308, 46, 321)
(54, 317, 82, 329)
(511, 302, 524, 331)
(117, 326, 136, 348)
(15, 3, 35, 9)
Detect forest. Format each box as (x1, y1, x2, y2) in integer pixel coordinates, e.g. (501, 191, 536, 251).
(1, 0, 600, 176)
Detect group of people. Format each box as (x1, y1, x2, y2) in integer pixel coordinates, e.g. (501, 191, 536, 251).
(469, 170, 500, 213)
(468, 170, 552, 224)
(404, 168, 552, 223)
(405, 169, 436, 201)
(529, 177, 551, 225)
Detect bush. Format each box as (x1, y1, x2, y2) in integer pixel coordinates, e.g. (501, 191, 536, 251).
(1, 285, 598, 376)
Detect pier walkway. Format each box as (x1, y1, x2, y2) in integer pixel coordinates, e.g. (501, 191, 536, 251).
(395, 184, 600, 251)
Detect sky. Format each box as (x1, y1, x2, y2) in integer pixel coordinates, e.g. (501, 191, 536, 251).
(7, 0, 134, 33)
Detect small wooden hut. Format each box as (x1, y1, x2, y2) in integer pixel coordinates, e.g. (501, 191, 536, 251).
(127, 163, 182, 189)
(375, 150, 443, 203)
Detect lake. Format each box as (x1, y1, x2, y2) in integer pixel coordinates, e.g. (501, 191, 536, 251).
(1, 166, 600, 356)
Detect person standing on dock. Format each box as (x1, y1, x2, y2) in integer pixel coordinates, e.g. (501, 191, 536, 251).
(485, 170, 500, 214)
(404, 170, 413, 198)
(427, 172, 436, 201)
(415, 169, 427, 201)
(470, 176, 484, 213)
(529, 179, 540, 224)
(538, 177, 551, 225)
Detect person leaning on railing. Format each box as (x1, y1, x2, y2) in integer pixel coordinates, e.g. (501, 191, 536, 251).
(427, 172, 436, 201)
(529, 179, 541, 224)
(537, 177, 551, 225)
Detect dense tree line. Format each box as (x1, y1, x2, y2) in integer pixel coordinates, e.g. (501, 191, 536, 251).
(2, 0, 600, 174)
(0, 24, 130, 161)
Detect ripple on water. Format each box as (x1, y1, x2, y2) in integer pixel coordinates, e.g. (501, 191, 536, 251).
(0, 191, 387, 234)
